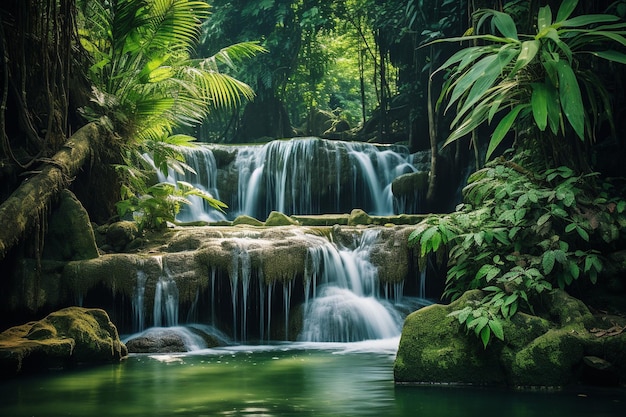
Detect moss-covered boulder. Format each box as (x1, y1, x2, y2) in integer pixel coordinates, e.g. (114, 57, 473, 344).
(43, 189, 99, 261)
(394, 290, 507, 385)
(348, 209, 372, 226)
(394, 289, 626, 388)
(233, 215, 264, 226)
(265, 211, 299, 226)
(0, 307, 127, 378)
(105, 221, 139, 252)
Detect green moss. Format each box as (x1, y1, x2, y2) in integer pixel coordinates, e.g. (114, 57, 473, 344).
(395, 291, 506, 385)
(347, 209, 371, 226)
(511, 328, 585, 387)
(265, 211, 299, 226)
(232, 215, 264, 226)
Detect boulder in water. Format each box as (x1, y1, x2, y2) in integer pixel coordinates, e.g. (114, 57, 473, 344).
(125, 326, 223, 353)
(0, 307, 127, 378)
(394, 289, 626, 387)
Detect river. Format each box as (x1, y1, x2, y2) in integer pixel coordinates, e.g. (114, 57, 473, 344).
(1, 338, 625, 417)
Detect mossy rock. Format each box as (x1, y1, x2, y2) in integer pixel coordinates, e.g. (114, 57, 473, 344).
(106, 221, 139, 252)
(43, 190, 99, 261)
(510, 328, 586, 387)
(265, 211, 299, 226)
(348, 209, 372, 226)
(233, 215, 264, 226)
(395, 288, 626, 387)
(391, 171, 429, 197)
(0, 307, 127, 378)
(394, 290, 506, 385)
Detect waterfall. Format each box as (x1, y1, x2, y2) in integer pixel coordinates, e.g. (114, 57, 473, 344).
(132, 270, 148, 332)
(299, 229, 404, 342)
(153, 257, 179, 327)
(148, 146, 227, 223)
(154, 137, 420, 221)
(231, 138, 418, 219)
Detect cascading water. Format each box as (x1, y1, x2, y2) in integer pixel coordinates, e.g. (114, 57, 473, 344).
(299, 229, 403, 342)
(153, 137, 424, 221)
(153, 257, 179, 328)
(232, 138, 419, 219)
(149, 146, 227, 223)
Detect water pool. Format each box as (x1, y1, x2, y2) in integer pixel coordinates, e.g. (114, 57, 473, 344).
(1, 339, 624, 417)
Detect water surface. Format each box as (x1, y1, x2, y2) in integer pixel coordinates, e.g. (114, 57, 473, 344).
(1, 339, 624, 417)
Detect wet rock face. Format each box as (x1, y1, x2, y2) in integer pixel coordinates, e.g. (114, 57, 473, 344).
(0, 307, 127, 378)
(394, 289, 626, 388)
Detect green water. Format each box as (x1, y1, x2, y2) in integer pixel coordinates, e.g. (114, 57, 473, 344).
(1, 340, 624, 417)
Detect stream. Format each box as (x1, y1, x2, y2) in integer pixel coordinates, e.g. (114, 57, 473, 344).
(1, 338, 624, 417)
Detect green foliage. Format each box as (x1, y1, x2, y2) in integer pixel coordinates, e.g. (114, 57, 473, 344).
(408, 156, 626, 347)
(431, 0, 626, 164)
(116, 180, 227, 231)
(78, 0, 263, 227)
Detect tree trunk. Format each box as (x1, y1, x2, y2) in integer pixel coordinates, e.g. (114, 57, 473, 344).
(0, 122, 100, 261)
(426, 48, 438, 207)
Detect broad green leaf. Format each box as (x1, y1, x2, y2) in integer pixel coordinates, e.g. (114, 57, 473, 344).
(510, 40, 540, 75)
(473, 316, 489, 335)
(504, 293, 519, 308)
(492, 11, 519, 40)
(538, 6, 553, 30)
(531, 83, 548, 131)
(147, 66, 174, 83)
(556, 60, 585, 140)
(480, 326, 491, 348)
(445, 54, 499, 114)
(443, 105, 490, 147)
(486, 104, 528, 160)
(556, 0, 578, 23)
(582, 31, 626, 48)
(590, 50, 626, 65)
(569, 262, 580, 279)
(561, 14, 620, 28)
(576, 226, 590, 241)
(542, 250, 556, 274)
(457, 48, 517, 118)
(489, 319, 505, 341)
(545, 83, 561, 135)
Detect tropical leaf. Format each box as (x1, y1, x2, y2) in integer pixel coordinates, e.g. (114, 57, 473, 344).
(589, 50, 626, 64)
(556, 60, 585, 140)
(531, 82, 548, 131)
(555, 0, 578, 23)
(486, 104, 528, 160)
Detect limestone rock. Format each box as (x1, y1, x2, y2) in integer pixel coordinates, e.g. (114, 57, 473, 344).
(0, 307, 127, 378)
(43, 189, 99, 261)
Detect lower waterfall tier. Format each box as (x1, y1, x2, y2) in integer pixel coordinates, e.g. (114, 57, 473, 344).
(5, 224, 434, 343)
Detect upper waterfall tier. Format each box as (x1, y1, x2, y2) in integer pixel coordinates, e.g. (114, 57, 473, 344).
(155, 137, 429, 222)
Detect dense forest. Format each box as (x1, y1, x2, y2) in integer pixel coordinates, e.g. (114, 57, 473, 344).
(1, 0, 626, 346)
